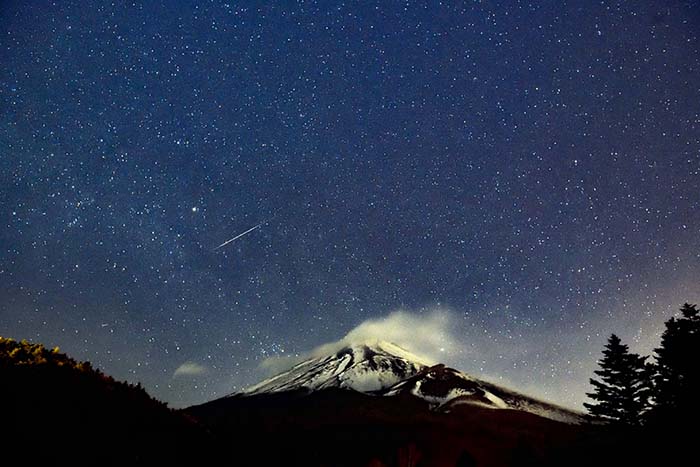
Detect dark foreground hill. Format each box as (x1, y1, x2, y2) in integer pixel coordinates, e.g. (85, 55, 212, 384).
(0, 337, 212, 466)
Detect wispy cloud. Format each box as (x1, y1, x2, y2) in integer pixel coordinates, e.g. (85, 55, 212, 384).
(173, 361, 208, 378)
(261, 309, 459, 375)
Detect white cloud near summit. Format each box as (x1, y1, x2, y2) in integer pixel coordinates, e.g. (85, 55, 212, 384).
(261, 309, 459, 375)
(343, 309, 458, 361)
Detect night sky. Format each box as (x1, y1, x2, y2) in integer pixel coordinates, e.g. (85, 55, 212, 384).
(2, 1, 699, 409)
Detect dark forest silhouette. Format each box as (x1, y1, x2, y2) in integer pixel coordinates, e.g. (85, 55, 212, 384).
(0, 337, 212, 466)
(584, 303, 700, 464)
(585, 303, 700, 426)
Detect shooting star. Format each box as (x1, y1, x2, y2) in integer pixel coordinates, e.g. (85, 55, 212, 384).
(214, 221, 264, 251)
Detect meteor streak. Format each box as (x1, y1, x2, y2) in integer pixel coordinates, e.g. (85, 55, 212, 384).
(214, 222, 263, 250)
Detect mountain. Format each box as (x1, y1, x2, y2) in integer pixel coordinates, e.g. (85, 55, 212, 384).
(244, 341, 429, 394)
(240, 340, 582, 424)
(186, 341, 592, 466)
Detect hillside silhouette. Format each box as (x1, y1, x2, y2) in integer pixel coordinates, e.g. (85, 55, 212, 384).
(0, 337, 212, 465)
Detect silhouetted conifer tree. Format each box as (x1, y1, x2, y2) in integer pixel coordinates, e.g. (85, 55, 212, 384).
(650, 303, 700, 423)
(584, 334, 650, 425)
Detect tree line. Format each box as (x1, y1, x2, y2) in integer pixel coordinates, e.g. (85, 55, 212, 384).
(585, 302, 700, 430)
(1, 336, 212, 465)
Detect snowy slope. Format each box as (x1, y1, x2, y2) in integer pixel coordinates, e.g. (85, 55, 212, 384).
(384, 364, 583, 424)
(240, 341, 584, 424)
(244, 341, 429, 394)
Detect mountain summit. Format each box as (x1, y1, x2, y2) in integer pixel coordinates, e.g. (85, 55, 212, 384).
(239, 340, 582, 424)
(244, 341, 428, 394)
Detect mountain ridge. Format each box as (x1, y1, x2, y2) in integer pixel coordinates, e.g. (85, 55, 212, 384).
(235, 340, 584, 424)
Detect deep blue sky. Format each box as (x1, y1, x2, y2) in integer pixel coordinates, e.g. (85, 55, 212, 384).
(1, 1, 699, 408)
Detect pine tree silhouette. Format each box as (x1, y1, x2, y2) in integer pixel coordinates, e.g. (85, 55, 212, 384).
(650, 303, 700, 423)
(584, 334, 650, 425)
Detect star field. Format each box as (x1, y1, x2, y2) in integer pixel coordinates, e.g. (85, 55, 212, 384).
(1, 1, 699, 408)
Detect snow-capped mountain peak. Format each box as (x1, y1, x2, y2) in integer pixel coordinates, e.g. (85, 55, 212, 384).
(244, 340, 428, 395)
(240, 340, 583, 424)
